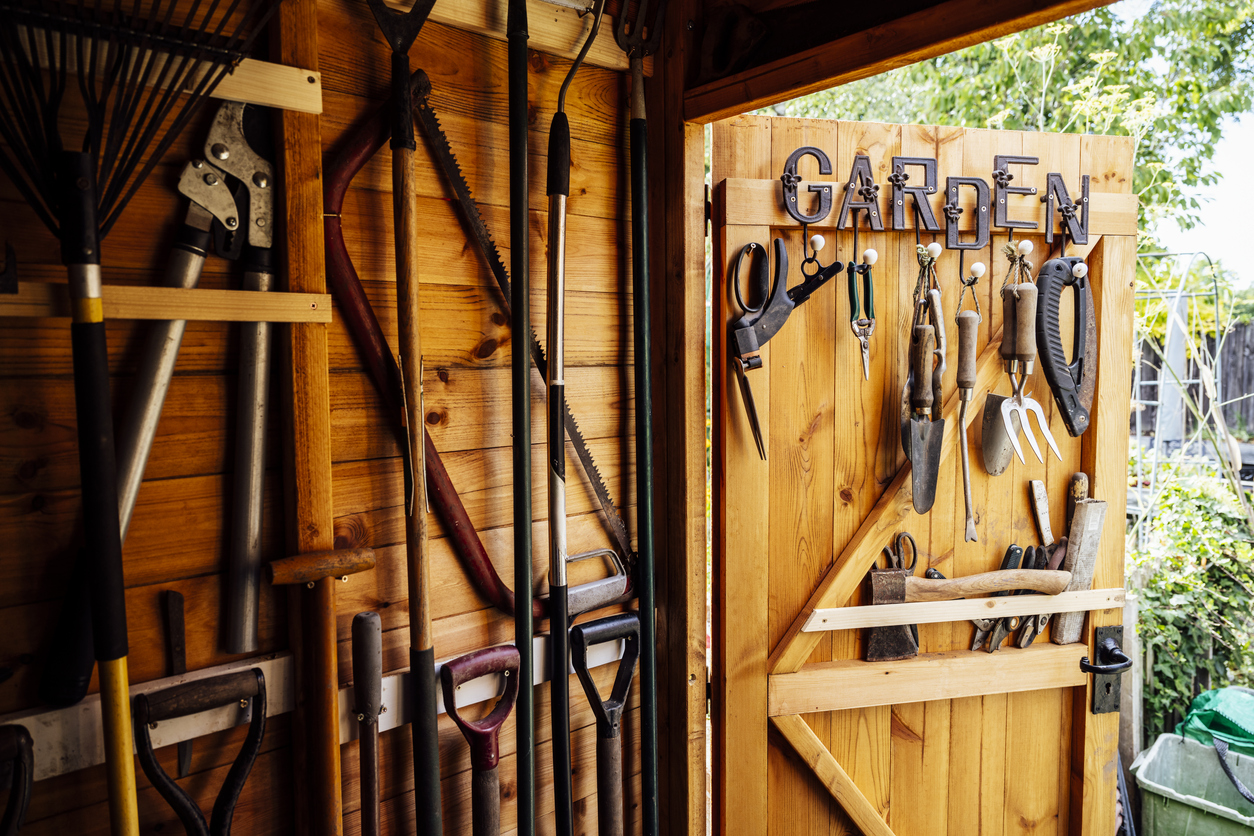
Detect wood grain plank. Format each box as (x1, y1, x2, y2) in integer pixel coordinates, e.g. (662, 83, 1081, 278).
(0, 282, 331, 323)
(769, 644, 1088, 716)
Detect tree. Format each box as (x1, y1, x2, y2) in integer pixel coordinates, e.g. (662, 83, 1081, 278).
(766, 0, 1254, 243)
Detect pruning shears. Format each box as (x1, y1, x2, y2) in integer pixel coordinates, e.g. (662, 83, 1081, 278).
(730, 236, 836, 459)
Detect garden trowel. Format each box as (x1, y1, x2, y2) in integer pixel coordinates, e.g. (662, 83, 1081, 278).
(903, 315, 944, 513)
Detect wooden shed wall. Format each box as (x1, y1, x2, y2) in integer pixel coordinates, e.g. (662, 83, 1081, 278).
(0, 2, 646, 832)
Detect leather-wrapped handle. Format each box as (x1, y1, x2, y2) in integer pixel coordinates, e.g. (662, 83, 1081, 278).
(1001, 286, 1017, 363)
(137, 669, 264, 723)
(904, 569, 1071, 602)
(439, 645, 521, 772)
(1015, 283, 1038, 364)
(910, 324, 935, 411)
(928, 289, 946, 409)
(957, 310, 979, 391)
(352, 612, 382, 722)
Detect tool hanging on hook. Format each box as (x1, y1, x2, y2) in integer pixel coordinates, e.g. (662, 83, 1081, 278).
(955, 258, 986, 541)
(902, 241, 946, 513)
(729, 233, 837, 459)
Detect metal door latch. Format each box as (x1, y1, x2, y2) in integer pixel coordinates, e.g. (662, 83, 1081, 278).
(1080, 626, 1132, 714)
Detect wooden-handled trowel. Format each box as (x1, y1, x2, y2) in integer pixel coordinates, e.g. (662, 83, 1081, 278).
(865, 549, 1071, 662)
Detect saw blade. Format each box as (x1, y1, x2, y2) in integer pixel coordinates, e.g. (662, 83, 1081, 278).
(411, 71, 633, 566)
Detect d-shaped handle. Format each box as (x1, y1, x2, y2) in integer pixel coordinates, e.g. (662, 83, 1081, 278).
(1079, 637, 1132, 675)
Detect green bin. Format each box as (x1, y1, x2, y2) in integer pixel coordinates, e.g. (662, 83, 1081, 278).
(1131, 733, 1254, 834)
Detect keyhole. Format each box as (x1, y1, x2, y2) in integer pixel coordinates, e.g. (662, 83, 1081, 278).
(1104, 682, 1113, 695)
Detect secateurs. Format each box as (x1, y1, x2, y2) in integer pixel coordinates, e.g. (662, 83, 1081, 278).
(902, 242, 946, 514)
(1036, 256, 1096, 437)
(729, 235, 837, 459)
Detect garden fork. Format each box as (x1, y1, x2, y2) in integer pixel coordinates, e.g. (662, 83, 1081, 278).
(1001, 280, 1061, 465)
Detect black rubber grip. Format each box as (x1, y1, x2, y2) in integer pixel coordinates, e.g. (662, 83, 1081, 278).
(391, 51, 416, 151)
(411, 646, 442, 836)
(352, 612, 383, 720)
(173, 224, 212, 255)
(140, 669, 263, 723)
(37, 551, 96, 707)
(547, 112, 571, 197)
(1035, 257, 1091, 436)
(71, 320, 128, 662)
(550, 588, 573, 836)
(241, 245, 274, 276)
(549, 383, 565, 481)
(570, 612, 640, 740)
(0, 724, 33, 835)
(59, 153, 99, 266)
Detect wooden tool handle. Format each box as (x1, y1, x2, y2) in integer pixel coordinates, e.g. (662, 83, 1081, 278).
(1000, 287, 1017, 362)
(904, 569, 1071, 602)
(910, 324, 935, 411)
(956, 310, 979, 390)
(1015, 283, 1038, 361)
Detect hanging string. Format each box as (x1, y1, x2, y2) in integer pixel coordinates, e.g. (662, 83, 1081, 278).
(1000, 238, 1033, 299)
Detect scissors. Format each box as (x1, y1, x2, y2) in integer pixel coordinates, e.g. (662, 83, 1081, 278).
(729, 236, 837, 460)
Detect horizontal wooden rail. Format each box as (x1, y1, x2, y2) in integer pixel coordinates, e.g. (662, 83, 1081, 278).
(0, 634, 625, 782)
(719, 178, 1138, 236)
(803, 588, 1125, 632)
(768, 643, 1089, 716)
(1, 282, 332, 323)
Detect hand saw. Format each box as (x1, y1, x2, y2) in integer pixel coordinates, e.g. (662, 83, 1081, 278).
(410, 70, 632, 568)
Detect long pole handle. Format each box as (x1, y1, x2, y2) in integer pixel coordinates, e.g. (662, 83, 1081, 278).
(628, 51, 659, 836)
(597, 732, 626, 836)
(472, 766, 502, 836)
(394, 139, 441, 836)
(507, 1, 535, 833)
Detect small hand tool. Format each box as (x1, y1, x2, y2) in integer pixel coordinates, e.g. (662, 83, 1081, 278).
(982, 239, 1031, 476)
(729, 235, 838, 459)
(352, 613, 383, 836)
(440, 645, 521, 836)
(1067, 472, 1090, 532)
(985, 545, 1037, 652)
(1036, 257, 1097, 437)
(1052, 498, 1108, 645)
(955, 259, 985, 541)
(865, 533, 921, 662)
(570, 613, 642, 836)
(0, 243, 15, 294)
(847, 246, 878, 380)
(134, 668, 267, 836)
(970, 544, 1023, 650)
(902, 243, 946, 513)
(163, 591, 193, 779)
(1014, 480, 1070, 647)
(0, 724, 33, 835)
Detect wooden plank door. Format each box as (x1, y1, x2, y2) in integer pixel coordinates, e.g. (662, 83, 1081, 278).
(711, 115, 1136, 836)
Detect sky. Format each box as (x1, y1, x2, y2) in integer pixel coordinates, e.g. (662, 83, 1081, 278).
(1153, 117, 1254, 288)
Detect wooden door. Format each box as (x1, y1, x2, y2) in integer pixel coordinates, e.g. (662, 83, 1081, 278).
(711, 115, 1136, 836)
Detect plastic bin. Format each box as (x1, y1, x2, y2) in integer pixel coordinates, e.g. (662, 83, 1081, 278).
(1131, 733, 1254, 834)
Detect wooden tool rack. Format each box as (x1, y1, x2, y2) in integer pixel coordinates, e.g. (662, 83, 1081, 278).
(712, 117, 1136, 835)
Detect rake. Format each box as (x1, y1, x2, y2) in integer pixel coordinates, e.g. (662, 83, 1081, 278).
(0, 2, 280, 832)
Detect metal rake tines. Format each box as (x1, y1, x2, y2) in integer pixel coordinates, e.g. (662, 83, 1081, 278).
(614, 0, 668, 56)
(0, 0, 281, 239)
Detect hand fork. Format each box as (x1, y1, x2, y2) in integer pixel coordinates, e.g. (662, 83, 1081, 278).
(1002, 281, 1061, 464)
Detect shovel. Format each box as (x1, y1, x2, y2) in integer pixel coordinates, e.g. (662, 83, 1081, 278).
(905, 323, 944, 512)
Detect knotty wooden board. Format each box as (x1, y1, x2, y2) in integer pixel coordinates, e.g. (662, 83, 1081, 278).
(0, 0, 650, 831)
(712, 116, 1135, 835)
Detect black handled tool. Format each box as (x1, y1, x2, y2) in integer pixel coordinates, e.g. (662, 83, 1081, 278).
(570, 613, 642, 836)
(547, 6, 607, 834)
(440, 646, 521, 836)
(846, 248, 877, 380)
(730, 235, 837, 458)
(352, 613, 383, 836)
(985, 546, 1038, 651)
(163, 591, 193, 779)
(0, 243, 15, 294)
(0, 724, 33, 835)
(970, 544, 1023, 650)
(134, 669, 267, 836)
(1036, 256, 1096, 437)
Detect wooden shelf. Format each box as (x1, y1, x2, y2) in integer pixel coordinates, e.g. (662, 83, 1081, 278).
(1, 281, 332, 323)
(803, 587, 1125, 632)
(768, 643, 1089, 716)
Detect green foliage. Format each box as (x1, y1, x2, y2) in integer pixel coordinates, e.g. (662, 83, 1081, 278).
(1135, 255, 1236, 341)
(764, 0, 1254, 240)
(1132, 476, 1254, 738)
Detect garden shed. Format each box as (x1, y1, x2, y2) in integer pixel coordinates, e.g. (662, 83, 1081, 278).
(0, 0, 1134, 834)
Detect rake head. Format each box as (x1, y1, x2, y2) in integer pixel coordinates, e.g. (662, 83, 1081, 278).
(0, 0, 282, 240)
(614, 0, 669, 57)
